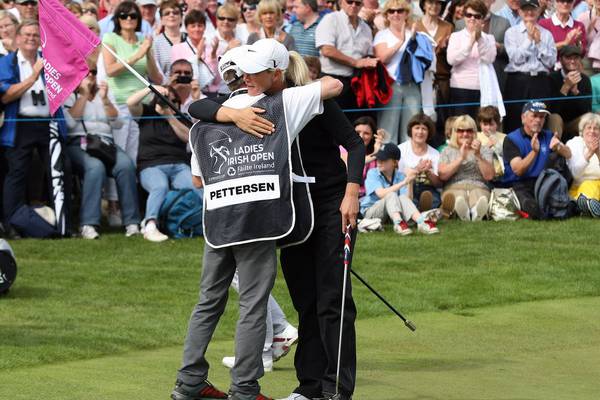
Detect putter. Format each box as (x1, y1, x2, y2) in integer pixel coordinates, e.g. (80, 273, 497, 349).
(350, 269, 416, 332)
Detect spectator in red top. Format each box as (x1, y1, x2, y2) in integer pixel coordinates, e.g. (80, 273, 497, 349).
(538, 0, 587, 55)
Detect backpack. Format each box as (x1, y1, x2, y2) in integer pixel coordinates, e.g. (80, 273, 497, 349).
(158, 189, 203, 238)
(534, 168, 575, 220)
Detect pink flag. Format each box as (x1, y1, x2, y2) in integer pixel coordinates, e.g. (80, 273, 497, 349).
(39, 0, 100, 115)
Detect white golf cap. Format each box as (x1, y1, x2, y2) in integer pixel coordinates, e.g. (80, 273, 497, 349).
(138, 0, 157, 6)
(218, 46, 248, 84)
(232, 39, 289, 74)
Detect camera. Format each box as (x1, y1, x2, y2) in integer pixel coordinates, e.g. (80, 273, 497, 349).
(176, 75, 192, 84)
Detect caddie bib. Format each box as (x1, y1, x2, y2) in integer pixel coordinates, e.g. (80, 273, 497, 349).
(191, 92, 312, 248)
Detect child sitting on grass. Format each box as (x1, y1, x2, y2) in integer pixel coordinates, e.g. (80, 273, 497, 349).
(360, 144, 439, 235)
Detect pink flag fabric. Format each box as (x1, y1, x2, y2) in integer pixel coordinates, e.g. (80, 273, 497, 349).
(39, 0, 100, 115)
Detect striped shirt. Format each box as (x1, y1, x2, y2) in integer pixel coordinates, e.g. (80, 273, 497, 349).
(153, 32, 187, 83)
(102, 33, 149, 104)
(504, 22, 557, 74)
(288, 16, 322, 57)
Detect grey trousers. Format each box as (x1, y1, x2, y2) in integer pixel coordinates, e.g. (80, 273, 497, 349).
(363, 192, 418, 222)
(177, 240, 277, 396)
(231, 270, 289, 356)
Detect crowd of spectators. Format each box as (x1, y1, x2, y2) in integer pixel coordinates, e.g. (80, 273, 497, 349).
(1, 0, 600, 241)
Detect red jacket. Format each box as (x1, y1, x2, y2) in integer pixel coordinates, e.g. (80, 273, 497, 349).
(351, 62, 394, 109)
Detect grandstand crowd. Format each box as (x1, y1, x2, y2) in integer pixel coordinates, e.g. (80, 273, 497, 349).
(1, 0, 600, 240)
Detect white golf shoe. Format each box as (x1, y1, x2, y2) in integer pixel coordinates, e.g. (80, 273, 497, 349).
(272, 324, 298, 361)
(277, 393, 312, 400)
(221, 355, 273, 372)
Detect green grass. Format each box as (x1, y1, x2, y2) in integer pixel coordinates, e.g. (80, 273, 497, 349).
(1, 219, 600, 398)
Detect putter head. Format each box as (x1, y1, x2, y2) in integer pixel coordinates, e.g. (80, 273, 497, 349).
(405, 319, 416, 331)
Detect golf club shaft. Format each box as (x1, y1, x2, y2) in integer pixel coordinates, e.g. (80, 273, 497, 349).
(350, 269, 416, 332)
(335, 225, 352, 396)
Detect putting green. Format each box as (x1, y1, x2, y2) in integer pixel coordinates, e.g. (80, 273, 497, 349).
(2, 297, 599, 400)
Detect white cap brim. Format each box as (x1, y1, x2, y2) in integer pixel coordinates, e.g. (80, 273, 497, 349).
(233, 48, 271, 74)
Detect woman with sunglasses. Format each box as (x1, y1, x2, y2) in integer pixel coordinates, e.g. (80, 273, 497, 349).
(247, 0, 296, 50)
(153, 0, 185, 79)
(446, 0, 496, 119)
(373, 0, 425, 144)
(438, 114, 494, 220)
(81, 1, 98, 19)
(0, 10, 18, 56)
(202, 3, 243, 96)
(236, 0, 261, 44)
(102, 0, 162, 165)
(64, 66, 141, 240)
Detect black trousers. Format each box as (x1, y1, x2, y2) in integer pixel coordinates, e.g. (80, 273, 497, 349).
(3, 119, 71, 231)
(449, 87, 480, 120)
(504, 73, 551, 133)
(280, 193, 357, 400)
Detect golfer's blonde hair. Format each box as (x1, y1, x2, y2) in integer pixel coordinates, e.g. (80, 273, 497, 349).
(268, 51, 311, 86)
(285, 51, 311, 86)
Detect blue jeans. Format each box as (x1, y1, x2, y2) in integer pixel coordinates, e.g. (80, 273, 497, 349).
(378, 81, 422, 145)
(139, 163, 203, 221)
(67, 142, 140, 226)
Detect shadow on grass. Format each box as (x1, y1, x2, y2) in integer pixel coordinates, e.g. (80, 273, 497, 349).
(1, 285, 51, 299)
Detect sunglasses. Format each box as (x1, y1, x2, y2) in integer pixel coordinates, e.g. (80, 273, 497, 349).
(117, 12, 139, 20)
(242, 4, 257, 12)
(464, 12, 483, 20)
(89, 69, 97, 75)
(82, 8, 97, 14)
(217, 15, 236, 22)
(387, 8, 408, 14)
(346, 0, 362, 5)
(162, 9, 181, 16)
(21, 1, 37, 6)
(456, 128, 474, 134)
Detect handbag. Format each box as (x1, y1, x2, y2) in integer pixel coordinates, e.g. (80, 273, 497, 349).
(81, 118, 116, 171)
(487, 188, 521, 221)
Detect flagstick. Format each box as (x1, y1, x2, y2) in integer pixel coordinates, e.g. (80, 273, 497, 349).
(101, 42, 192, 124)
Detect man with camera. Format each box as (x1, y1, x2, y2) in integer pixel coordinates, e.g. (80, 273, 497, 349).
(0, 20, 70, 235)
(127, 79, 202, 242)
(168, 58, 203, 115)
